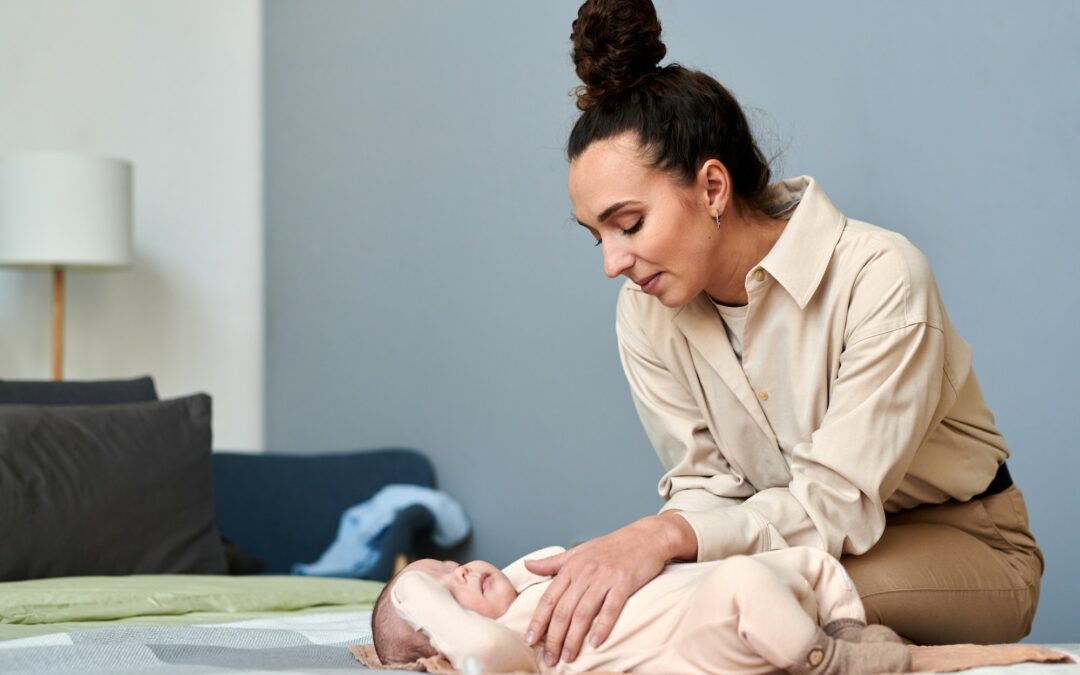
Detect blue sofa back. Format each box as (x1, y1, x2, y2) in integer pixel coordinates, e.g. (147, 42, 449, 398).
(213, 448, 435, 575)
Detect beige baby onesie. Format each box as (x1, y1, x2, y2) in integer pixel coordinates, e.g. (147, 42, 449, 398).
(392, 545, 865, 674)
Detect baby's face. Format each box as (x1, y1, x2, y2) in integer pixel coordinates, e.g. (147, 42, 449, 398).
(404, 558, 518, 618)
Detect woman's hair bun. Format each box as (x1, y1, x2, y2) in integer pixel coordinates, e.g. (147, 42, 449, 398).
(571, 0, 666, 111)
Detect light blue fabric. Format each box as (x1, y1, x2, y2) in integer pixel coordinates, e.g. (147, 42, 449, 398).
(292, 485, 470, 578)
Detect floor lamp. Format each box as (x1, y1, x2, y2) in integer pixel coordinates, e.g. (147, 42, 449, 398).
(0, 152, 133, 380)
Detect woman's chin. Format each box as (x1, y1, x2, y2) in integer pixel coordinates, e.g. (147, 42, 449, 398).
(655, 288, 694, 308)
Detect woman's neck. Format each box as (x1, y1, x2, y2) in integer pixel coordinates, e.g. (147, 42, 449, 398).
(705, 208, 788, 306)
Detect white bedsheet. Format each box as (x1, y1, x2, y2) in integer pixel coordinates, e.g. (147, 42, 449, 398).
(0, 610, 1075, 673)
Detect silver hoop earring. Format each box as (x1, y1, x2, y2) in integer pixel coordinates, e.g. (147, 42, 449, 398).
(714, 212, 721, 230)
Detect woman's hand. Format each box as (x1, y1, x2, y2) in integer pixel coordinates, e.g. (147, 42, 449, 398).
(523, 512, 697, 666)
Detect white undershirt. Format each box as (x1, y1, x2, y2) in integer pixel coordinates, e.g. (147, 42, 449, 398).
(712, 300, 748, 364)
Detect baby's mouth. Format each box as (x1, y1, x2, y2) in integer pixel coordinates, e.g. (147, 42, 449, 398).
(481, 574, 491, 594)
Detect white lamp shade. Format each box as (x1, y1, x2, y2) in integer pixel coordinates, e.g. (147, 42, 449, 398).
(0, 152, 133, 269)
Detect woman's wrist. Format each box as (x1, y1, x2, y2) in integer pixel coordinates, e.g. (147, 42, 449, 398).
(638, 512, 698, 562)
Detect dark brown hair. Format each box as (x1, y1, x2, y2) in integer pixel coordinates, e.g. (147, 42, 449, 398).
(568, 0, 772, 210)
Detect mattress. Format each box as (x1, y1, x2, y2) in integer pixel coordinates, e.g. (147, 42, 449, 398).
(0, 575, 1076, 674)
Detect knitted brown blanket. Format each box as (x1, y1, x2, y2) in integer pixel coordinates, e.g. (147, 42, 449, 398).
(349, 642, 1073, 673)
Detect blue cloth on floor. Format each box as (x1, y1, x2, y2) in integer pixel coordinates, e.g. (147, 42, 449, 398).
(292, 484, 470, 578)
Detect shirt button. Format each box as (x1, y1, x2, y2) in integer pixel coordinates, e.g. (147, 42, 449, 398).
(753, 269, 765, 282)
(759, 391, 769, 401)
(807, 647, 824, 667)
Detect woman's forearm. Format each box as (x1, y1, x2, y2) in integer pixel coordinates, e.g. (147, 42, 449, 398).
(649, 511, 699, 562)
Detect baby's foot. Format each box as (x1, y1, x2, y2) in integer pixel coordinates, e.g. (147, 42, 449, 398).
(859, 624, 906, 645)
(822, 618, 864, 642)
(823, 618, 906, 644)
(788, 628, 911, 675)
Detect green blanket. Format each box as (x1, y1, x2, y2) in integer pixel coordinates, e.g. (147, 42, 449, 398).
(0, 575, 383, 640)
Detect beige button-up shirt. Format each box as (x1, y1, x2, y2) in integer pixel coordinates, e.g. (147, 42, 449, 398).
(616, 176, 1009, 561)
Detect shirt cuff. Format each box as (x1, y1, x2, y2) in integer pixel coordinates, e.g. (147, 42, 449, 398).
(673, 505, 781, 562)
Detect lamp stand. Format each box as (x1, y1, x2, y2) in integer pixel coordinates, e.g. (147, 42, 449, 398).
(52, 265, 65, 381)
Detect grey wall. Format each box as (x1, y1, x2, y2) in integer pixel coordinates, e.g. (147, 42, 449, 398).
(266, 1, 1080, 641)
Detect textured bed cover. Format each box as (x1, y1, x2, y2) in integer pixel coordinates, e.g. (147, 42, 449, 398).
(0, 611, 1076, 675)
(0, 576, 1076, 673)
(0, 610, 375, 674)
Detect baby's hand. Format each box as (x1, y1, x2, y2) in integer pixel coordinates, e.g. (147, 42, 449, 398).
(392, 571, 461, 632)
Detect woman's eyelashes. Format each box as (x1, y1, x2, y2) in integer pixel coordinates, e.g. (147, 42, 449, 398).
(591, 218, 644, 247)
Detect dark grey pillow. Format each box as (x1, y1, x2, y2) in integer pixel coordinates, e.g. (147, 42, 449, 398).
(0, 394, 228, 580)
(0, 376, 158, 405)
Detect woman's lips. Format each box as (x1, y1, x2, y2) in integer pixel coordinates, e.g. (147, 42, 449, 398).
(640, 273, 661, 293)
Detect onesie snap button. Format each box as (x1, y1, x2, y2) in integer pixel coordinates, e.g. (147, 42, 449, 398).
(753, 268, 765, 282)
(807, 647, 824, 667)
(758, 391, 769, 401)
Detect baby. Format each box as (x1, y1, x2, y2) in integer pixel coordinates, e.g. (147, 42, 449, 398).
(370, 545, 911, 674)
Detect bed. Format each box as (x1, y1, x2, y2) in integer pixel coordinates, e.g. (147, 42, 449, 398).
(0, 583, 1077, 675)
(1, 379, 1076, 673)
(0, 377, 445, 674)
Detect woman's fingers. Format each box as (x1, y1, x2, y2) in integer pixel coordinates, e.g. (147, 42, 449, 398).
(525, 569, 571, 647)
(524, 550, 565, 577)
(587, 583, 632, 648)
(540, 570, 592, 665)
(525, 516, 679, 663)
(559, 585, 610, 662)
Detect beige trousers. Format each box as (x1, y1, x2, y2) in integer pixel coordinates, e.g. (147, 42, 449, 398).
(841, 485, 1043, 645)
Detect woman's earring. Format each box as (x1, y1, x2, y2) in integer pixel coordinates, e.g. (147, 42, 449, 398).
(714, 212, 722, 230)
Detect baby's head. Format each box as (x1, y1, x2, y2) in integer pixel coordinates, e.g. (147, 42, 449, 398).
(371, 558, 519, 664)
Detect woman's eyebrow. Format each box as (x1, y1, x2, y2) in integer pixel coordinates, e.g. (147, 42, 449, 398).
(575, 200, 643, 228)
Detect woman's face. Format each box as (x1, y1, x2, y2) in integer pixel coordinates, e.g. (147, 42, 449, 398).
(568, 132, 722, 308)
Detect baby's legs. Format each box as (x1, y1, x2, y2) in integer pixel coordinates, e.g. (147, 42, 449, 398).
(754, 548, 906, 646)
(752, 547, 864, 626)
(695, 555, 823, 671)
(695, 552, 909, 674)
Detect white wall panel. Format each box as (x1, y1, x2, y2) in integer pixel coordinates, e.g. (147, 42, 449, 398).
(0, 0, 264, 450)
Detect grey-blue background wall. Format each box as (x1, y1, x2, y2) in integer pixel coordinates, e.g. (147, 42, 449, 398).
(265, 1, 1080, 641)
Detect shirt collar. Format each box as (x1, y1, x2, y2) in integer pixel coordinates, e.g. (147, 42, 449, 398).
(756, 175, 846, 309)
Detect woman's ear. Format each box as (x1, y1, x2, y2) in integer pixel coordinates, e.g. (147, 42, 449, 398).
(697, 159, 732, 218)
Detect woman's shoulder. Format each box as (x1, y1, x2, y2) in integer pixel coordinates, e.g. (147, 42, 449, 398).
(839, 218, 932, 270)
(839, 218, 936, 293)
(831, 218, 944, 338)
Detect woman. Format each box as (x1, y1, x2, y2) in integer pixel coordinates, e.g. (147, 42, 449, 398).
(523, 0, 1043, 666)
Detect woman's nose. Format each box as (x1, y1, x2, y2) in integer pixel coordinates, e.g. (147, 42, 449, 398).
(602, 240, 633, 279)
